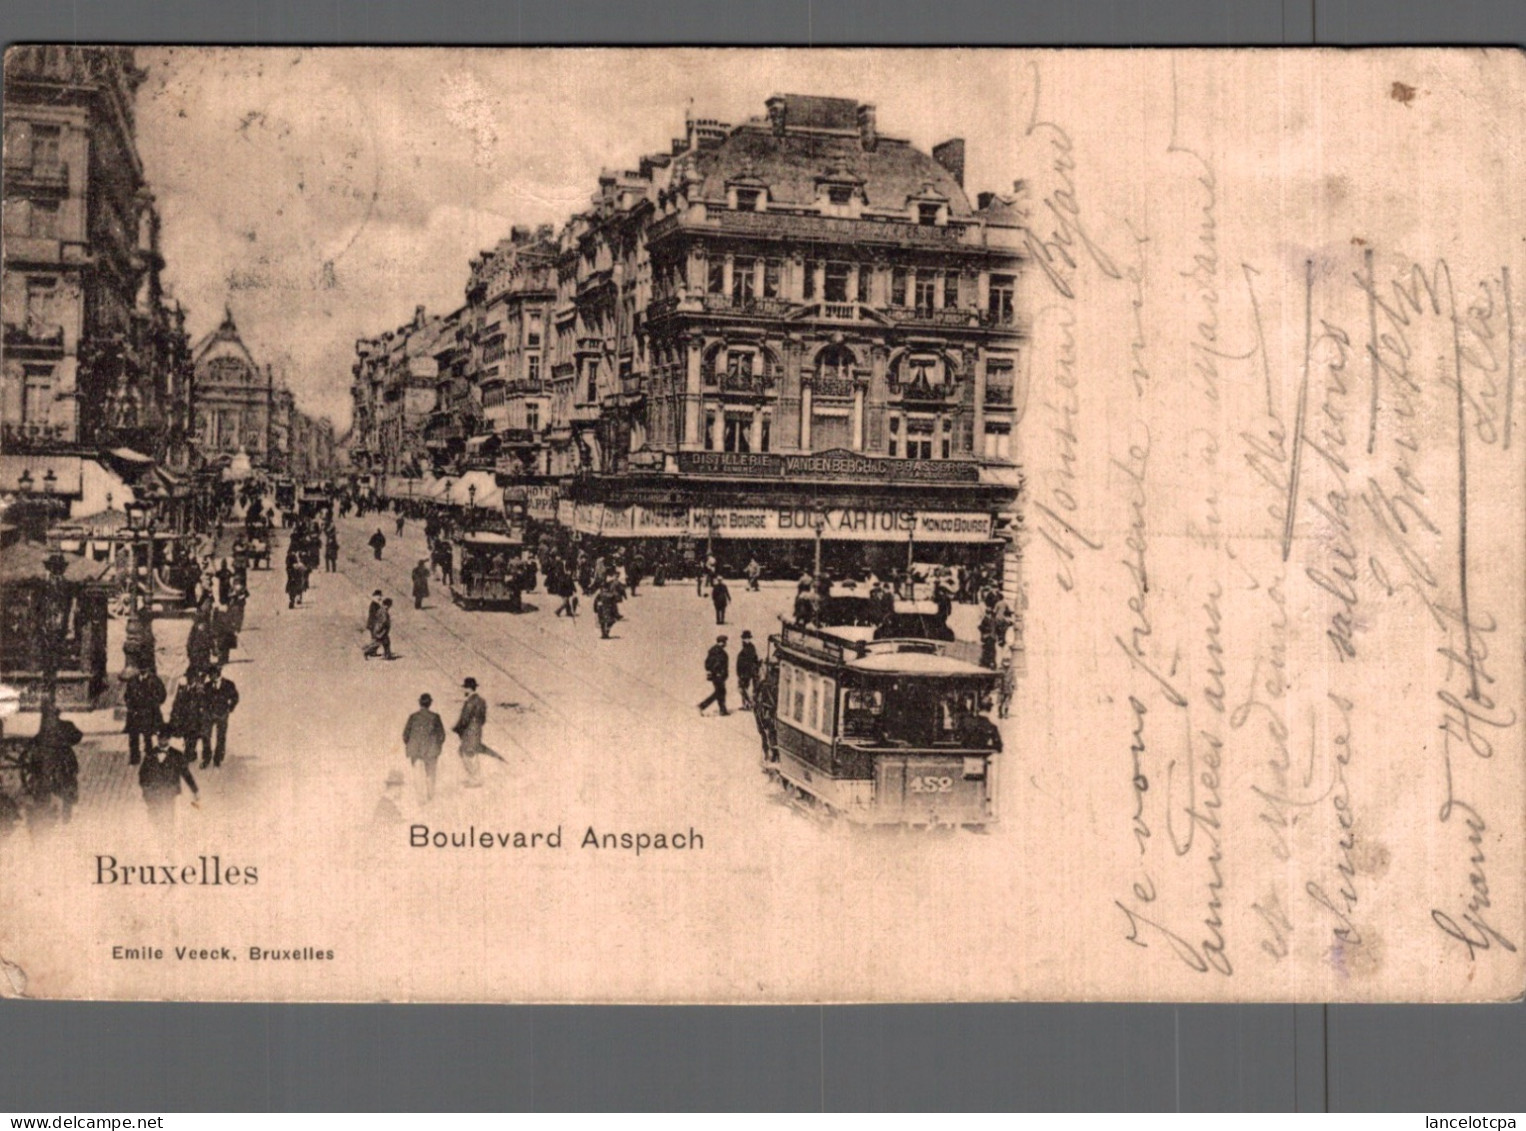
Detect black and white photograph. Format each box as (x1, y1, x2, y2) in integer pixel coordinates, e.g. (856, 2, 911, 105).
(0, 46, 1521, 1004)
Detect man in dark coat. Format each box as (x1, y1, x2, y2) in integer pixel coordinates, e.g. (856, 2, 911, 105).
(411, 559, 431, 610)
(26, 705, 82, 828)
(324, 529, 339, 572)
(185, 608, 215, 675)
(452, 677, 502, 786)
(364, 598, 395, 660)
(123, 666, 167, 766)
(697, 635, 730, 716)
(369, 528, 387, 560)
(203, 666, 240, 769)
(710, 576, 731, 625)
(403, 692, 446, 802)
(168, 671, 210, 767)
(735, 630, 761, 710)
(139, 729, 198, 837)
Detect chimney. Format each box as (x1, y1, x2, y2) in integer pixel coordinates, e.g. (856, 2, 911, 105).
(766, 95, 787, 136)
(857, 103, 877, 151)
(932, 138, 965, 188)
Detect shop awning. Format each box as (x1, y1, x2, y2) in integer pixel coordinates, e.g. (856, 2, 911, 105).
(109, 447, 154, 464)
(465, 434, 499, 454)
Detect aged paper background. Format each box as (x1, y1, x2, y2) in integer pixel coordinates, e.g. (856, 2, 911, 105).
(1, 47, 1523, 1002)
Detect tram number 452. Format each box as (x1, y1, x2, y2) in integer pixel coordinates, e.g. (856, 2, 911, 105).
(907, 775, 955, 793)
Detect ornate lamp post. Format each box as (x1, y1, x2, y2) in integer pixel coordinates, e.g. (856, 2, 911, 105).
(121, 499, 156, 673)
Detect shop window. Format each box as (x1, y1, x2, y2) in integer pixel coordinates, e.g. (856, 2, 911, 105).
(891, 267, 907, 306)
(824, 262, 850, 303)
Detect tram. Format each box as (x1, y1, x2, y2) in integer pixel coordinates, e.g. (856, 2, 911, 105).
(450, 531, 531, 611)
(753, 614, 1003, 828)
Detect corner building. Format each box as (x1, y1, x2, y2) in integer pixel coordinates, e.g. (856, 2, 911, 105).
(556, 94, 1025, 582)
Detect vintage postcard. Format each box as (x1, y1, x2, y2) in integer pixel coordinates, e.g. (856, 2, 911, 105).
(0, 47, 1521, 1002)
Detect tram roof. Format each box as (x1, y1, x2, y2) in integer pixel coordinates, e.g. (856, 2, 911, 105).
(848, 651, 991, 676)
(458, 531, 521, 546)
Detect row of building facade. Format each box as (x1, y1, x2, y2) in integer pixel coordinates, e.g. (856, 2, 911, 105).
(2, 46, 335, 524)
(350, 94, 1026, 581)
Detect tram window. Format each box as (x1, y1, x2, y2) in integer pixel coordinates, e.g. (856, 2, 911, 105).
(809, 683, 820, 731)
(842, 688, 884, 739)
(820, 681, 837, 735)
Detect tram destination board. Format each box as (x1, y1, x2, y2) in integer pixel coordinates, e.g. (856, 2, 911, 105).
(0, 47, 1523, 1006)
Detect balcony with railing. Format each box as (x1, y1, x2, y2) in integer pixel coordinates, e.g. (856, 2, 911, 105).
(812, 374, 858, 401)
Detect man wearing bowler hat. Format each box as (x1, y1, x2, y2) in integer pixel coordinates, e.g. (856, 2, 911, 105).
(698, 635, 730, 716)
(452, 677, 502, 786)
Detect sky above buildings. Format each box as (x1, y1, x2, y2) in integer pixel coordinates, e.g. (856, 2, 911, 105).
(136, 48, 1034, 431)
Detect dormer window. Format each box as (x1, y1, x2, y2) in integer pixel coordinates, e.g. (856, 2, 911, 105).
(918, 203, 942, 226)
(736, 188, 762, 212)
(827, 185, 853, 206)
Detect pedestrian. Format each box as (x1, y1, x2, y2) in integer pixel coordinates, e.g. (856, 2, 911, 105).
(736, 630, 760, 710)
(185, 606, 215, 675)
(215, 559, 233, 605)
(697, 635, 730, 716)
(285, 551, 307, 609)
(138, 729, 198, 837)
(403, 692, 446, 802)
(745, 557, 762, 592)
(123, 665, 167, 766)
(203, 666, 240, 769)
(997, 648, 1015, 720)
(453, 677, 503, 786)
(369, 528, 386, 561)
(411, 559, 431, 610)
(25, 704, 82, 829)
(395, 513, 406, 537)
(168, 670, 211, 768)
(364, 598, 395, 661)
(213, 603, 238, 665)
(227, 578, 248, 635)
(627, 552, 643, 597)
(710, 575, 731, 625)
(324, 529, 339, 572)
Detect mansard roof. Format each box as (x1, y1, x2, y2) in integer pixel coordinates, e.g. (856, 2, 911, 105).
(678, 98, 974, 219)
